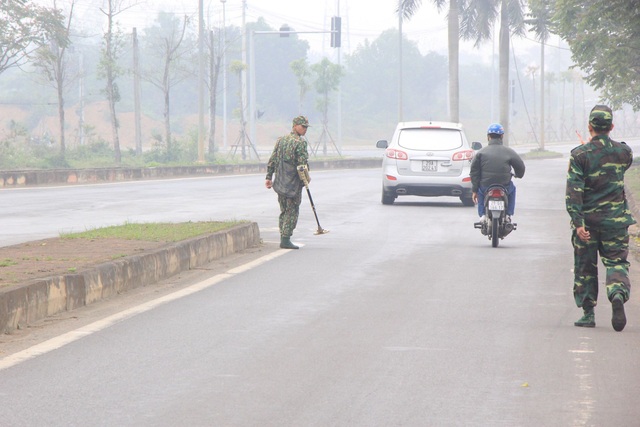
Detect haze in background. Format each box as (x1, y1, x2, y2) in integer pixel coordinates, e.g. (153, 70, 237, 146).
(60, 0, 487, 55)
(20, 0, 612, 153)
(62, 0, 567, 68)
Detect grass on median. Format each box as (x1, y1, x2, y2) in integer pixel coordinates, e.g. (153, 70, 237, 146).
(60, 220, 246, 242)
(520, 148, 563, 160)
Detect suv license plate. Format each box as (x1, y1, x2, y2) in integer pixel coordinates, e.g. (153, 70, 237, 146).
(488, 200, 505, 210)
(422, 160, 437, 172)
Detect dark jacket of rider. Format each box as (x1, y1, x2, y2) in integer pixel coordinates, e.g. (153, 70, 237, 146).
(470, 138, 526, 193)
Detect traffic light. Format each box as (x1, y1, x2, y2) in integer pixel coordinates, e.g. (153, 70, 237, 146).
(280, 24, 290, 38)
(331, 16, 341, 48)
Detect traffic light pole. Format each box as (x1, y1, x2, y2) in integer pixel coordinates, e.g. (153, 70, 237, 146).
(247, 20, 341, 150)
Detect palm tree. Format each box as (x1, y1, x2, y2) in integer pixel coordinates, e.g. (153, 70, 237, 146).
(525, 0, 554, 150)
(461, 0, 525, 145)
(399, 0, 461, 123)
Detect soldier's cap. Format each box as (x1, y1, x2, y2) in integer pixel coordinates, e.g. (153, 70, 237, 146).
(292, 116, 311, 127)
(589, 105, 613, 130)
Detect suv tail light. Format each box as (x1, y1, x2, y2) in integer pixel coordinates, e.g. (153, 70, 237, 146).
(386, 148, 408, 160)
(452, 150, 474, 161)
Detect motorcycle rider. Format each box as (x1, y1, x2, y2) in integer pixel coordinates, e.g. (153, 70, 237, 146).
(470, 123, 526, 224)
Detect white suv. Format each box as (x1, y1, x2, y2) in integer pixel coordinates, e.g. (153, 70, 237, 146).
(376, 121, 477, 206)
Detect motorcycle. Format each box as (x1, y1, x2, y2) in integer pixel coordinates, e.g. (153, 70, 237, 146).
(473, 184, 516, 247)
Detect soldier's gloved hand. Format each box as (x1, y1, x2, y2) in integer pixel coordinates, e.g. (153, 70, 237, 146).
(297, 164, 311, 185)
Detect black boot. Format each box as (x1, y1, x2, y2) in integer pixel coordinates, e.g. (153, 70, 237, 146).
(280, 236, 299, 249)
(611, 293, 626, 332)
(574, 304, 595, 328)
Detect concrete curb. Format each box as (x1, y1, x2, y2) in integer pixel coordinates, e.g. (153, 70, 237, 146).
(0, 158, 382, 187)
(0, 222, 260, 334)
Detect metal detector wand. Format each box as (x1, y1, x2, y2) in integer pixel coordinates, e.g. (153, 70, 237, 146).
(297, 165, 329, 235)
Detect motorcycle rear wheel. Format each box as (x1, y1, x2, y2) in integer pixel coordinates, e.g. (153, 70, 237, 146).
(491, 217, 500, 247)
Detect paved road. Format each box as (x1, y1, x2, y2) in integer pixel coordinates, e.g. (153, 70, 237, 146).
(0, 155, 639, 426)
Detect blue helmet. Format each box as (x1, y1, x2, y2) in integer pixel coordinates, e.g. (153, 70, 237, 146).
(487, 123, 504, 135)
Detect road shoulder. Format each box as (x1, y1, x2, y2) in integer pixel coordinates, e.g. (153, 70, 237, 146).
(0, 241, 282, 359)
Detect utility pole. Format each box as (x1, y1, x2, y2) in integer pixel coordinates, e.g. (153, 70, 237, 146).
(240, 0, 246, 151)
(336, 0, 342, 152)
(222, 0, 229, 150)
(539, 40, 545, 151)
(249, 30, 256, 147)
(132, 27, 142, 156)
(208, 30, 216, 155)
(197, 0, 205, 162)
(398, 3, 403, 122)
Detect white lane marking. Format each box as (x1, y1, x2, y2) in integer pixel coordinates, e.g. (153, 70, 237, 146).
(384, 347, 449, 352)
(570, 338, 596, 424)
(0, 249, 290, 371)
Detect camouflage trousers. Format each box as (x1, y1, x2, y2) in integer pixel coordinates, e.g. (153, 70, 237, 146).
(572, 226, 631, 309)
(278, 191, 302, 238)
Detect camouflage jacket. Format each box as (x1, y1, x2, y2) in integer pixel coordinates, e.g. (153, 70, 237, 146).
(565, 134, 636, 229)
(266, 131, 309, 180)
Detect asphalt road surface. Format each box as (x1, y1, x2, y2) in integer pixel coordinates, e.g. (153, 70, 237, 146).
(0, 153, 639, 426)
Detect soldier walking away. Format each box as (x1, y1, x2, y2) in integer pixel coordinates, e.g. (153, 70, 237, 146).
(265, 116, 311, 249)
(566, 105, 636, 331)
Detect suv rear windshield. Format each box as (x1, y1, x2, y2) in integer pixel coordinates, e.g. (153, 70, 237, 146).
(398, 128, 464, 151)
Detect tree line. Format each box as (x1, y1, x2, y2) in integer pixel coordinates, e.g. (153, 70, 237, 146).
(400, 0, 640, 147)
(0, 0, 638, 167)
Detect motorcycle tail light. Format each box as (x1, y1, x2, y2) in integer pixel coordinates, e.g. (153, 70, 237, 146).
(488, 188, 505, 198)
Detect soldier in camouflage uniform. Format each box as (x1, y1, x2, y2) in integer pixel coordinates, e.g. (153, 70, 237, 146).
(265, 116, 311, 249)
(566, 105, 636, 331)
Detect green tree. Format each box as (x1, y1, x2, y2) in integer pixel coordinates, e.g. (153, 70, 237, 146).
(461, 0, 526, 144)
(553, 0, 640, 110)
(0, 0, 65, 76)
(343, 30, 447, 126)
(32, 0, 74, 158)
(311, 57, 343, 155)
(200, 24, 241, 155)
(399, 0, 463, 122)
(141, 12, 194, 158)
(229, 60, 251, 159)
(206, 25, 223, 156)
(290, 58, 311, 114)
(248, 18, 309, 120)
(98, 0, 138, 164)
